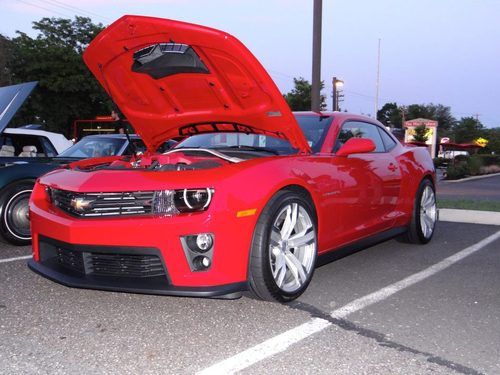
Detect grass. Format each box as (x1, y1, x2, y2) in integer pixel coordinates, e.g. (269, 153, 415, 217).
(437, 199, 500, 212)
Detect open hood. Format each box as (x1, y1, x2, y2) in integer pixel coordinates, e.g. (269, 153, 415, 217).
(83, 15, 311, 153)
(0, 82, 37, 134)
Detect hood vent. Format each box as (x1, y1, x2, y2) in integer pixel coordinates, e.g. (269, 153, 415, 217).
(132, 43, 209, 79)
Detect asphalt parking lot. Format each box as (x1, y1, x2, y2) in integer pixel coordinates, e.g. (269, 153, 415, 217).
(1, 219, 499, 375)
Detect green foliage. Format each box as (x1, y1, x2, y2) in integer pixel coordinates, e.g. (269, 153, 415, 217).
(406, 103, 455, 133)
(4, 17, 111, 136)
(445, 162, 469, 180)
(412, 125, 429, 143)
(467, 156, 483, 175)
(438, 199, 500, 212)
(433, 157, 446, 168)
(0, 35, 13, 86)
(377, 102, 403, 127)
(479, 127, 500, 155)
(474, 154, 500, 166)
(451, 117, 485, 144)
(444, 154, 497, 179)
(284, 77, 327, 111)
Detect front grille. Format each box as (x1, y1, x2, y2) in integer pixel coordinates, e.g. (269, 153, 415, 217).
(50, 189, 155, 217)
(56, 247, 165, 278)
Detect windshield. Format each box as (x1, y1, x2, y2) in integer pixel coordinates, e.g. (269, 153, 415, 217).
(175, 133, 296, 155)
(174, 115, 333, 155)
(295, 115, 333, 153)
(58, 137, 129, 158)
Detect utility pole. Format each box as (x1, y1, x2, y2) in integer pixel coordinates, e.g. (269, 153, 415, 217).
(374, 38, 381, 117)
(332, 76, 337, 111)
(311, 0, 322, 112)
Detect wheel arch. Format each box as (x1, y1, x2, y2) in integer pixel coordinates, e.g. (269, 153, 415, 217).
(278, 184, 318, 225)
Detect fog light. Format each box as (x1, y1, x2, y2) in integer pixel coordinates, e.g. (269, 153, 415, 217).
(193, 256, 211, 270)
(185, 233, 213, 253)
(196, 233, 213, 251)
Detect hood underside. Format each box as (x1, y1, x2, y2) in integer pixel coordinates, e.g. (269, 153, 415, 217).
(83, 15, 310, 153)
(0, 81, 37, 134)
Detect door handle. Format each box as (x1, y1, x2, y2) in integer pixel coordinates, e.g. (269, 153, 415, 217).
(388, 163, 398, 172)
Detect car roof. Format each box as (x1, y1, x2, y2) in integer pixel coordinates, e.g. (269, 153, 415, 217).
(4, 127, 68, 137)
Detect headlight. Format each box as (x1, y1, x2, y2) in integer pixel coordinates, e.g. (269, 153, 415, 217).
(152, 188, 214, 214)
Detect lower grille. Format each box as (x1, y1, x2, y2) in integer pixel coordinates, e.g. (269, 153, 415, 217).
(55, 247, 166, 278)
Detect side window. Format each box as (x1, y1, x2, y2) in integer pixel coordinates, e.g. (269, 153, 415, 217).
(378, 127, 397, 151)
(40, 137, 58, 157)
(334, 121, 385, 153)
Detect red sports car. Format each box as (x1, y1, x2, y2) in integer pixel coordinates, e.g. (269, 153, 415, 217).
(28, 16, 437, 302)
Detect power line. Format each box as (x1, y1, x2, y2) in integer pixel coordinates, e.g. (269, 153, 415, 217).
(15, 0, 73, 18)
(36, 0, 112, 21)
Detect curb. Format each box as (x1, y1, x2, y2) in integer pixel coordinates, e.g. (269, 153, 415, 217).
(439, 209, 500, 226)
(442, 172, 500, 183)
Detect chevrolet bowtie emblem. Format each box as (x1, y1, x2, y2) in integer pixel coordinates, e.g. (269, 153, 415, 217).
(70, 197, 95, 212)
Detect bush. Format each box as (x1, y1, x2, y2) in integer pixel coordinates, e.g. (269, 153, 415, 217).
(467, 156, 482, 175)
(446, 162, 469, 180)
(454, 154, 469, 163)
(433, 157, 447, 168)
(474, 154, 500, 166)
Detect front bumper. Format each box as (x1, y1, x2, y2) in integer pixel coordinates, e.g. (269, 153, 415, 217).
(29, 236, 245, 298)
(29, 182, 259, 296)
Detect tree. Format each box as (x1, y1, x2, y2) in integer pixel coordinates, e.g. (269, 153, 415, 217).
(7, 17, 111, 136)
(451, 117, 485, 144)
(0, 35, 13, 86)
(483, 127, 500, 154)
(406, 103, 455, 135)
(412, 125, 429, 143)
(377, 102, 403, 128)
(284, 77, 327, 111)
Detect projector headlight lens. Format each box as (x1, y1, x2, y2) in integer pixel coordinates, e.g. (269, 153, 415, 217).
(152, 188, 214, 214)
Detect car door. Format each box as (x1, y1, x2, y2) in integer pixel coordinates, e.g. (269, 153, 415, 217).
(331, 121, 402, 242)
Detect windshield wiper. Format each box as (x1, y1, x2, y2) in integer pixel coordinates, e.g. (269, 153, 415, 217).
(223, 145, 280, 155)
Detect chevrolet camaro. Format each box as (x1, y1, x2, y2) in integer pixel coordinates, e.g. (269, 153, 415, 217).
(28, 16, 437, 302)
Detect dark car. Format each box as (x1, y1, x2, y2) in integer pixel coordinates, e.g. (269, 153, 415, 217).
(0, 134, 151, 245)
(0, 82, 177, 245)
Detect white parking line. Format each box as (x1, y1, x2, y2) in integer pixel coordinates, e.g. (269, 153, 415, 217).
(197, 230, 500, 375)
(0, 255, 32, 264)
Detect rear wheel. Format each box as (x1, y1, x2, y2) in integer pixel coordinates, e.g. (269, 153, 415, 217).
(248, 190, 317, 302)
(405, 179, 437, 244)
(1, 182, 33, 246)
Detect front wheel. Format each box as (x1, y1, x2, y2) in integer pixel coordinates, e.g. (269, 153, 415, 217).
(248, 190, 317, 302)
(1, 182, 34, 246)
(404, 179, 437, 244)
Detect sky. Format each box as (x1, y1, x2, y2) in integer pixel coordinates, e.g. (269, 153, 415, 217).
(1, 0, 500, 127)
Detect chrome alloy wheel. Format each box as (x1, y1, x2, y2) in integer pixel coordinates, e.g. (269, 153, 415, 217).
(269, 202, 316, 293)
(419, 185, 437, 240)
(4, 189, 32, 240)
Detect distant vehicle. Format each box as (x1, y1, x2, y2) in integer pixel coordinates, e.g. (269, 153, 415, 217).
(0, 82, 170, 245)
(1, 127, 73, 157)
(0, 133, 170, 245)
(438, 150, 469, 159)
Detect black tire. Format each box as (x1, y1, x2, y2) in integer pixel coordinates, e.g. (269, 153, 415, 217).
(248, 190, 317, 302)
(0, 182, 34, 246)
(404, 179, 437, 244)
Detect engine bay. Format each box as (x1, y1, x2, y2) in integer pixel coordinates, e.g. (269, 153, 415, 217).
(69, 148, 249, 172)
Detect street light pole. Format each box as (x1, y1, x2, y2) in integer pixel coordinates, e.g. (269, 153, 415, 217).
(332, 77, 344, 111)
(311, 0, 322, 112)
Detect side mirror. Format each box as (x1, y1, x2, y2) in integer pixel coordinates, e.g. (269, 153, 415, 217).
(336, 138, 376, 157)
